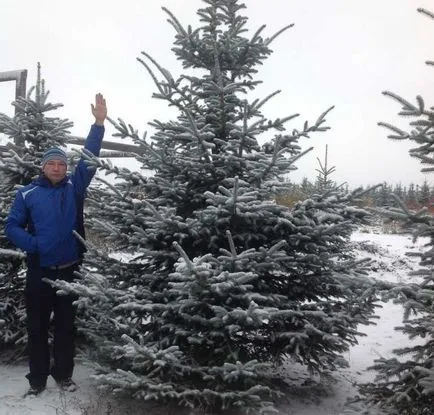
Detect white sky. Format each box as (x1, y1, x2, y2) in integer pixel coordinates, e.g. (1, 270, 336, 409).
(1, 0, 434, 188)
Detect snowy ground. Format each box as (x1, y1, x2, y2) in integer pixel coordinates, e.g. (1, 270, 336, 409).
(0, 229, 426, 414)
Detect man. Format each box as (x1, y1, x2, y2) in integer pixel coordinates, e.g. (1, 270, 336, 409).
(5, 93, 107, 396)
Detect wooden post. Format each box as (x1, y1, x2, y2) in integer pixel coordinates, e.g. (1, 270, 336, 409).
(0, 69, 28, 146)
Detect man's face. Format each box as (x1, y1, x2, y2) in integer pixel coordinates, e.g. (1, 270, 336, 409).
(42, 159, 67, 185)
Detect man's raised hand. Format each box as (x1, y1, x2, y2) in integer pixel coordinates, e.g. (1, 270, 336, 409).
(91, 93, 107, 126)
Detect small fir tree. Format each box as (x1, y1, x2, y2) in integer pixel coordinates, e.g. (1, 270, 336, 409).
(418, 180, 431, 206)
(375, 182, 393, 207)
(300, 176, 315, 196)
(394, 183, 404, 200)
(314, 144, 336, 192)
(407, 183, 417, 205)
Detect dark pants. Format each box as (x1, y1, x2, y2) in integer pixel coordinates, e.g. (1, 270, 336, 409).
(24, 264, 78, 389)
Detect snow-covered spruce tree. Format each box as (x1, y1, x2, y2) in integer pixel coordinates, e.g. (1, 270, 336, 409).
(360, 8, 434, 415)
(55, 1, 381, 412)
(0, 63, 72, 357)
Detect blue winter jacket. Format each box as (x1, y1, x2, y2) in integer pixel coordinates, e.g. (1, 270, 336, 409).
(5, 124, 104, 268)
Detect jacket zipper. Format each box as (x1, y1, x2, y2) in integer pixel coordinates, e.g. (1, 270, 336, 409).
(61, 191, 65, 212)
(56, 189, 64, 263)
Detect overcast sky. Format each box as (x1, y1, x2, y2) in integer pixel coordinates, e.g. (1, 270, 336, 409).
(1, 0, 434, 188)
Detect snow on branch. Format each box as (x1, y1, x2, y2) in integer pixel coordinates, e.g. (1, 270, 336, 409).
(0, 248, 25, 259)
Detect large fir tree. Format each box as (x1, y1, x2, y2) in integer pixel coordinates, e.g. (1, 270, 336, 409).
(0, 64, 72, 357)
(54, 1, 381, 412)
(361, 8, 434, 415)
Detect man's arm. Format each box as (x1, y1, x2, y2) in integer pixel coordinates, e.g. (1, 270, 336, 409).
(5, 192, 38, 253)
(72, 94, 107, 196)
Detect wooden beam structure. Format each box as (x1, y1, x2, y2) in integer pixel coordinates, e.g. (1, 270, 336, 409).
(0, 135, 143, 159)
(0, 68, 144, 158)
(68, 136, 144, 156)
(0, 69, 27, 110)
(0, 143, 142, 159)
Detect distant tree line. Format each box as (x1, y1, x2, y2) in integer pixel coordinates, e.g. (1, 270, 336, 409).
(365, 181, 433, 209)
(277, 178, 433, 212)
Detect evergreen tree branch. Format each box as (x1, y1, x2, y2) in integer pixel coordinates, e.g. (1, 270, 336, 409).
(0, 249, 25, 259)
(377, 122, 409, 140)
(172, 241, 194, 271)
(265, 24, 294, 46)
(417, 8, 434, 19)
(225, 230, 238, 257)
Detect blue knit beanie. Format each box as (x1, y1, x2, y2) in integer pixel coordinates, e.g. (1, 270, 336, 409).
(42, 147, 68, 166)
